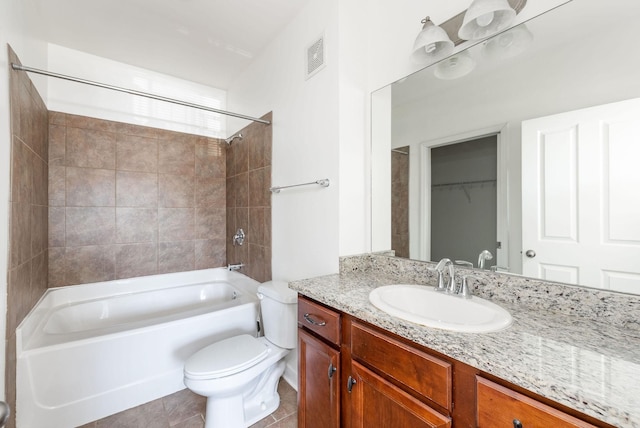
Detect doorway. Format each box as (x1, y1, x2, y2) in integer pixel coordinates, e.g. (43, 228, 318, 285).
(430, 136, 498, 266)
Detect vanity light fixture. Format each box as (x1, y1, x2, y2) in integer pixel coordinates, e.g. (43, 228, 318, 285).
(412, 0, 527, 61)
(411, 17, 455, 63)
(458, 0, 517, 40)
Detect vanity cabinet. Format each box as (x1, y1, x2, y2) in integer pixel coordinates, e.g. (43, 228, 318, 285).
(298, 297, 341, 428)
(297, 295, 611, 428)
(347, 320, 451, 428)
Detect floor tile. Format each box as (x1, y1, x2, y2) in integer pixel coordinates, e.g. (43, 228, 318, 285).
(93, 379, 297, 428)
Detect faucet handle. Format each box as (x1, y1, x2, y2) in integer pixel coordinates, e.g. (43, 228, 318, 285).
(460, 275, 479, 299)
(428, 267, 447, 291)
(455, 260, 474, 268)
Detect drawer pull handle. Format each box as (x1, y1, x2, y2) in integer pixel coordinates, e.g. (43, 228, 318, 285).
(303, 313, 327, 326)
(513, 419, 523, 428)
(328, 363, 337, 379)
(347, 376, 357, 393)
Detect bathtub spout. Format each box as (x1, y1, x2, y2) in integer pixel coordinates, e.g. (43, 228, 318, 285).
(227, 263, 244, 271)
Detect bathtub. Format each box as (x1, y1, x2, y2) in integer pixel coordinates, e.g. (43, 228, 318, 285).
(16, 268, 260, 428)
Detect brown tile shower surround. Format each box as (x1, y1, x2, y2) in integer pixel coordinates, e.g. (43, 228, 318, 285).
(47, 112, 228, 286)
(6, 47, 50, 428)
(48, 111, 272, 286)
(226, 112, 273, 283)
(391, 147, 409, 258)
(7, 46, 273, 427)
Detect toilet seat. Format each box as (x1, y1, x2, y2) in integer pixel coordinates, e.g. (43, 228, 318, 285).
(184, 334, 270, 380)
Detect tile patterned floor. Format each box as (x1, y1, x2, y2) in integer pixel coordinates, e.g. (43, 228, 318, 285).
(79, 379, 297, 428)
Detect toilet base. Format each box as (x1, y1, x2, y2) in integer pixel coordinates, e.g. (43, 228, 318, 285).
(203, 392, 281, 428)
(205, 394, 244, 428)
(202, 358, 286, 428)
(244, 391, 280, 427)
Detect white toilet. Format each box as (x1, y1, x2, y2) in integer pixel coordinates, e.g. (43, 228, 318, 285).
(183, 281, 297, 428)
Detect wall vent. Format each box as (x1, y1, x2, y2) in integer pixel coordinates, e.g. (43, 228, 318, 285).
(305, 34, 326, 79)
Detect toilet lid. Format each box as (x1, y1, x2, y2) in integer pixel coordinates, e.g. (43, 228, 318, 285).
(184, 335, 270, 379)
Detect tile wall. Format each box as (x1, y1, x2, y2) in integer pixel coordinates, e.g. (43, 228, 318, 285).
(6, 46, 50, 428)
(47, 113, 228, 286)
(226, 113, 272, 283)
(391, 146, 409, 258)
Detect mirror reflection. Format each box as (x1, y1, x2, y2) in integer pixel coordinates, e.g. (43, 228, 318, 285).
(372, 0, 640, 294)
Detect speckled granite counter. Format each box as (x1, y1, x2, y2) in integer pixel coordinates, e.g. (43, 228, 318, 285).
(289, 255, 640, 428)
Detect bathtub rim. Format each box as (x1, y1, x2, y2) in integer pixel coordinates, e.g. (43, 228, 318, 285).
(17, 268, 261, 354)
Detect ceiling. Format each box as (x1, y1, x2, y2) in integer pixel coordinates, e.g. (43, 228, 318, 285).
(30, 0, 310, 89)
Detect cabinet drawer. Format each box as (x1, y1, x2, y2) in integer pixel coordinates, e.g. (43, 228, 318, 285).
(298, 296, 341, 346)
(477, 377, 598, 428)
(350, 321, 452, 410)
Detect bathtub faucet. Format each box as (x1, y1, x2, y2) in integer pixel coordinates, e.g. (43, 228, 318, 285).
(227, 263, 244, 272)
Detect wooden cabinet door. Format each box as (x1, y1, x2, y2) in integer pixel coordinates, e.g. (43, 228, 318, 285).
(298, 328, 340, 428)
(348, 361, 451, 428)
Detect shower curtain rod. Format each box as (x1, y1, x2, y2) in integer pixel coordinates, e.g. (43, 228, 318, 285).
(11, 63, 271, 125)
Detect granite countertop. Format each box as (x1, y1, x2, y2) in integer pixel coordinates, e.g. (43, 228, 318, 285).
(290, 270, 640, 428)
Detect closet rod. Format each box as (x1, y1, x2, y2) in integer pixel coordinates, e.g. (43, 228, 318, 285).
(431, 178, 496, 188)
(11, 63, 271, 125)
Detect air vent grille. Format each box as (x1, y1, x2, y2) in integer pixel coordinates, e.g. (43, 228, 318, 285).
(306, 35, 326, 79)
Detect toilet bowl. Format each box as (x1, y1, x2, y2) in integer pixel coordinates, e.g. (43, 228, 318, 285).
(184, 281, 297, 428)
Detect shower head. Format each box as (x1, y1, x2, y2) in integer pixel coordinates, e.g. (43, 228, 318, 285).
(224, 133, 243, 145)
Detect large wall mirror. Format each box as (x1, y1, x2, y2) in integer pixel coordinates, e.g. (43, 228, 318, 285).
(371, 0, 640, 294)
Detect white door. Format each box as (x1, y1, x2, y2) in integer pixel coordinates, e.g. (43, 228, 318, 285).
(521, 98, 640, 292)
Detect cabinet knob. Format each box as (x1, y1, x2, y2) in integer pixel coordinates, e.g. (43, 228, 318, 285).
(303, 313, 327, 326)
(513, 419, 523, 428)
(328, 363, 337, 379)
(347, 376, 357, 393)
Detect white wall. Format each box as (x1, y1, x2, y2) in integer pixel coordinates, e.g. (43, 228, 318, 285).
(0, 0, 49, 400)
(337, 0, 371, 258)
(227, 0, 341, 282)
(47, 44, 228, 138)
(371, 86, 392, 252)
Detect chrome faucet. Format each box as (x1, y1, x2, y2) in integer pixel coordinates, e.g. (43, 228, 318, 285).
(232, 228, 245, 246)
(477, 250, 493, 270)
(429, 258, 456, 293)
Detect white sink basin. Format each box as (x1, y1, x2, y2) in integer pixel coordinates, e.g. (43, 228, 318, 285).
(369, 284, 512, 333)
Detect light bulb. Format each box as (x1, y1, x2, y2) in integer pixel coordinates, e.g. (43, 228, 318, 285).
(476, 12, 494, 27)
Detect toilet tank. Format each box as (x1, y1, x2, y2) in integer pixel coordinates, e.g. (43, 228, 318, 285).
(257, 281, 298, 349)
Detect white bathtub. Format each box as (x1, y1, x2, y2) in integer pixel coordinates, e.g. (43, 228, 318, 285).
(16, 268, 260, 428)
